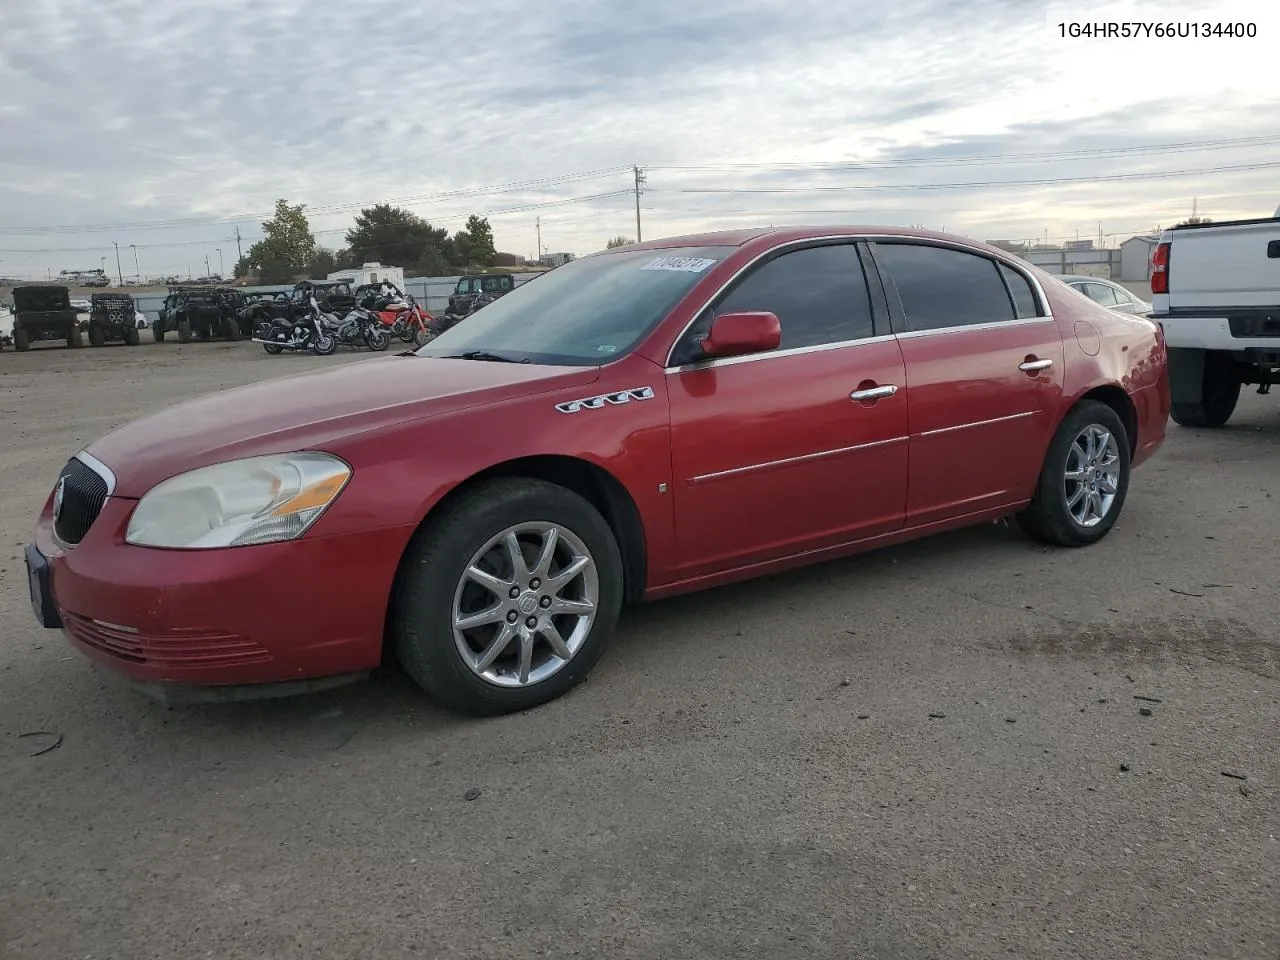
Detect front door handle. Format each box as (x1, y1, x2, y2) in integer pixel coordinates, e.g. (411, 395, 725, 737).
(1018, 358, 1054, 372)
(850, 384, 898, 401)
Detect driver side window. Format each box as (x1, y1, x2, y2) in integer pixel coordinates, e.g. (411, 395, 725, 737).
(671, 242, 876, 365)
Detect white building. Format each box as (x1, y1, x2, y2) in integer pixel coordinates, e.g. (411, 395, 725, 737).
(1119, 235, 1159, 282)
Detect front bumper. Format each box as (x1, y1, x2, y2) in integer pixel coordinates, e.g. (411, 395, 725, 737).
(29, 498, 415, 691)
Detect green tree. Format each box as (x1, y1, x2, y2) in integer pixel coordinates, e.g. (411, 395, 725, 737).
(234, 199, 317, 283)
(463, 215, 496, 266)
(606, 235, 634, 248)
(1175, 216, 1211, 226)
(345, 204, 449, 266)
(308, 247, 338, 279)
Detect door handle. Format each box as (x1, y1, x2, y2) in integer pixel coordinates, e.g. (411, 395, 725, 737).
(850, 384, 898, 401)
(1018, 358, 1054, 372)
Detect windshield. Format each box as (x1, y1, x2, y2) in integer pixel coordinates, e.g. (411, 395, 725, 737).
(416, 246, 733, 365)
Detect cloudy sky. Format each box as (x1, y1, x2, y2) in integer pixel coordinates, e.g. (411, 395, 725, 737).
(1, 0, 1276, 279)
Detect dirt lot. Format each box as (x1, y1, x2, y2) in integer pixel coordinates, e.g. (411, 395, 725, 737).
(1, 342, 1277, 960)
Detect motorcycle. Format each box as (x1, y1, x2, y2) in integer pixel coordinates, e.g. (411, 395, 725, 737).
(332, 306, 391, 351)
(429, 290, 495, 338)
(251, 296, 338, 356)
(357, 283, 435, 346)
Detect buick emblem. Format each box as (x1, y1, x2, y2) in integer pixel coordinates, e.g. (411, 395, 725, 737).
(52, 477, 67, 521)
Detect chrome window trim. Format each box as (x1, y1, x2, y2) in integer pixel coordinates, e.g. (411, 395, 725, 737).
(894, 316, 1057, 340)
(73, 450, 117, 497)
(662, 233, 1055, 370)
(688, 435, 908, 485)
(665, 332, 896, 374)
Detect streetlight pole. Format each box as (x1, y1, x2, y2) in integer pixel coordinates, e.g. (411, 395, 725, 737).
(130, 244, 140, 280)
(111, 241, 124, 287)
(204, 254, 210, 278)
(216, 248, 223, 278)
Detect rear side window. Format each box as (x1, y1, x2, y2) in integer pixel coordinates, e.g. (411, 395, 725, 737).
(997, 262, 1041, 319)
(874, 242, 1016, 332)
(1083, 282, 1119, 306)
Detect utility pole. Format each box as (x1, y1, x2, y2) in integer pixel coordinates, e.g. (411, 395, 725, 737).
(536, 216, 542, 262)
(130, 244, 140, 279)
(633, 165, 647, 242)
(111, 241, 124, 286)
(204, 254, 210, 278)
(234, 226, 243, 262)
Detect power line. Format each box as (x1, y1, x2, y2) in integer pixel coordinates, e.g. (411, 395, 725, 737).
(0, 167, 635, 236)
(648, 135, 1280, 172)
(670, 160, 1280, 195)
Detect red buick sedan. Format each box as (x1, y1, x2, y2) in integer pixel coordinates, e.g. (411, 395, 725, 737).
(26, 227, 1169, 715)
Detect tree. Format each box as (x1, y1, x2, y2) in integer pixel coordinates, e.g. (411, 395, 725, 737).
(308, 248, 338, 279)
(234, 199, 317, 283)
(345, 204, 449, 267)
(463, 215, 496, 266)
(1175, 216, 1212, 226)
(606, 236, 635, 248)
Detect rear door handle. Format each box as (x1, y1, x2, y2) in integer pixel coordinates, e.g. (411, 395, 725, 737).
(850, 384, 898, 401)
(1019, 358, 1054, 372)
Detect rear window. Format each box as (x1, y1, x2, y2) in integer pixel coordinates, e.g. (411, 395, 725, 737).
(874, 242, 1017, 332)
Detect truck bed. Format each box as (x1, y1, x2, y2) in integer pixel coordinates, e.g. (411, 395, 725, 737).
(1160, 217, 1280, 312)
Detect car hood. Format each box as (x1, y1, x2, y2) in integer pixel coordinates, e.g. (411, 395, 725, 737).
(86, 354, 601, 496)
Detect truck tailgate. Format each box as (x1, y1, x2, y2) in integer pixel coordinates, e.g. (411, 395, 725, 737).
(1168, 218, 1280, 311)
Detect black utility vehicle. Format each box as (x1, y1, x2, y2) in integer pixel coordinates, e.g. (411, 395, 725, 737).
(87, 293, 141, 347)
(9, 285, 83, 351)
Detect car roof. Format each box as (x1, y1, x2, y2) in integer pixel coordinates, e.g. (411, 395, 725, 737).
(617, 225, 1025, 259)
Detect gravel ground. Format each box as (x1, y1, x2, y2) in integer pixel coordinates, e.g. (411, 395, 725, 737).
(1, 341, 1277, 960)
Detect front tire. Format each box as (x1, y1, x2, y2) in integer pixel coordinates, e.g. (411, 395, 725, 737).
(13, 327, 30, 352)
(1017, 400, 1131, 547)
(391, 478, 624, 716)
(177, 320, 192, 344)
(1170, 353, 1240, 428)
(124, 325, 140, 346)
(365, 328, 390, 351)
(310, 333, 337, 356)
(88, 324, 106, 348)
(152, 323, 165, 343)
(68, 326, 84, 348)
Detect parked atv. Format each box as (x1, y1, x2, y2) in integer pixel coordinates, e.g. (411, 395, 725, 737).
(153, 286, 249, 342)
(9, 285, 84, 351)
(87, 293, 141, 347)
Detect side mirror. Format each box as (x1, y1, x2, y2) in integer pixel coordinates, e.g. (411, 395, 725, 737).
(698, 311, 782, 358)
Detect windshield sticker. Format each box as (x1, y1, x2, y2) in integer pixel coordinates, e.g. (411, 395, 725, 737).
(595, 344, 618, 354)
(640, 256, 717, 273)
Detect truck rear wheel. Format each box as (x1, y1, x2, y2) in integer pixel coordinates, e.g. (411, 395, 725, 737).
(1170, 353, 1240, 428)
(13, 327, 30, 352)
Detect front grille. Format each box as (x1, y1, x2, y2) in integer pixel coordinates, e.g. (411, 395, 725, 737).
(63, 614, 272, 669)
(53, 457, 109, 545)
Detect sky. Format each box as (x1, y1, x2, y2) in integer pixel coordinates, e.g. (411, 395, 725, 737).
(1, 0, 1277, 280)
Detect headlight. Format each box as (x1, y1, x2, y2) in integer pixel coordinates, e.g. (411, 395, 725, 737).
(125, 452, 351, 549)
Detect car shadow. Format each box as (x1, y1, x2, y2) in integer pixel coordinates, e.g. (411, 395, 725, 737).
(84, 519, 1037, 747)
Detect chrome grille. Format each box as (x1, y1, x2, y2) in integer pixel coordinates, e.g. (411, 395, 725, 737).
(53, 457, 110, 545)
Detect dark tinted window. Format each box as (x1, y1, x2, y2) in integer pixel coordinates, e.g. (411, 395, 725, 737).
(875, 243, 1015, 332)
(998, 262, 1041, 318)
(674, 243, 874, 363)
(1082, 282, 1118, 306)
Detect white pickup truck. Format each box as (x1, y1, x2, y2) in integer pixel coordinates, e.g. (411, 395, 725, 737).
(1150, 210, 1280, 427)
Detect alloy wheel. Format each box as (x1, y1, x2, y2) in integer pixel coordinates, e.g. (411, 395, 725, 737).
(1065, 424, 1120, 527)
(452, 522, 599, 687)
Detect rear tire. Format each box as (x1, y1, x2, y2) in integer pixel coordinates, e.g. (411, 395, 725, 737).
(153, 323, 165, 343)
(13, 327, 30, 352)
(391, 478, 624, 716)
(225, 319, 241, 341)
(177, 320, 192, 344)
(263, 342, 284, 355)
(124, 325, 140, 346)
(68, 326, 84, 349)
(88, 324, 106, 348)
(1017, 400, 1131, 548)
(1169, 353, 1240, 428)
